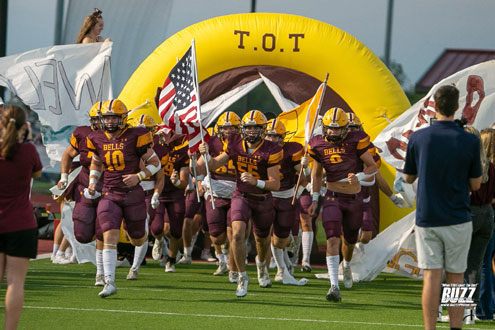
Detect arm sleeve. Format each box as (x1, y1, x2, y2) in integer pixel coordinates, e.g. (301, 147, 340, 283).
(403, 137, 417, 175)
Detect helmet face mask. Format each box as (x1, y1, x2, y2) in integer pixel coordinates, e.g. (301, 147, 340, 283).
(100, 99, 128, 133)
(265, 118, 286, 144)
(322, 107, 349, 143)
(89, 101, 103, 130)
(241, 110, 267, 144)
(216, 111, 240, 139)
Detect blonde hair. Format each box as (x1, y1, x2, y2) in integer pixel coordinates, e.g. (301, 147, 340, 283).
(481, 128, 495, 165)
(465, 126, 489, 183)
(76, 8, 103, 44)
(0, 106, 26, 160)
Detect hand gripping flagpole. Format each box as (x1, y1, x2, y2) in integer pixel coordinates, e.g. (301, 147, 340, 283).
(191, 38, 215, 210)
(291, 73, 329, 205)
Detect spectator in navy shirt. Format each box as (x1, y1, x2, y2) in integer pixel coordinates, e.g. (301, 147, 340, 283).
(404, 85, 482, 330)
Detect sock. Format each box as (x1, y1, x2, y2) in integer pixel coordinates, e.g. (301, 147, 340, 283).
(52, 244, 60, 257)
(326, 255, 340, 288)
(283, 249, 292, 268)
(185, 246, 193, 257)
(343, 260, 350, 268)
(240, 271, 247, 278)
(216, 253, 226, 264)
(168, 256, 176, 265)
(65, 247, 73, 258)
(131, 243, 148, 271)
(96, 249, 104, 275)
(301, 231, 314, 264)
(103, 249, 117, 284)
(191, 234, 198, 248)
(271, 244, 286, 271)
(56, 250, 65, 257)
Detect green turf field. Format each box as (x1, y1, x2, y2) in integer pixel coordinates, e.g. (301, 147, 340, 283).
(2, 259, 495, 329)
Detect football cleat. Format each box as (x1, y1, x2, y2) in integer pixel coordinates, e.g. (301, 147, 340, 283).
(229, 271, 239, 283)
(256, 256, 272, 288)
(98, 281, 117, 298)
(213, 262, 228, 276)
(126, 269, 138, 280)
(281, 269, 308, 286)
(53, 254, 72, 265)
(177, 255, 192, 265)
(94, 274, 105, 286)
(200, 249, 213, 261)
(343, 265, 353, 289)
(152, 238, 163, 261)
(236, 274, 249, 297)
(325, 285, 342, 302)
(301, 262, 312, 273)
(463, 308, 475, 325)
(165, 261, 176, 273)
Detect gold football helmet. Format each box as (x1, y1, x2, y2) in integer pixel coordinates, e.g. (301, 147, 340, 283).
(346, 112, 362, 131)
(215, 111, 241, 138)
(100, 99, 128, 132)
(89, 101, 103, 130)
(241, 110, 267, 143)
(266, 118, 286, 138)
(130, 114, 157, 133)
(322, 107, 349, 142)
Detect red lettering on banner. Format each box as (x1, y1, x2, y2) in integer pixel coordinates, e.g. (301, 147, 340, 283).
(415, 97, 436, 128)
(462, 75, 485, 125)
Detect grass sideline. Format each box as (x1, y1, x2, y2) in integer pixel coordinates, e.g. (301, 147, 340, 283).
(1, 259, 493, 329)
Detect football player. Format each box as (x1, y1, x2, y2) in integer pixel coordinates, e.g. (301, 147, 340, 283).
(199, 110, 282, 297)
(197, 112, 240, 279)
(125, 114, 164, 280)
(150, 129, 189, 273)
(86, 99, 160, 297)
(57, 102, 104, 281)
(264, 118, 309, 285)
(307, 107, 377, 302)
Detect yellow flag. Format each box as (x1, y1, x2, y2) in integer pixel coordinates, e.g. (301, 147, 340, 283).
(278, 83, 324, 146)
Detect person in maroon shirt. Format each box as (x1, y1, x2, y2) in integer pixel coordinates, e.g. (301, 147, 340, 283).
(199, 110, 282, 297)
(307, 107, 377, 302)
(150, 130, 189, 273)
(197, 112, 240, 279)
(0, 106, 42, 330)
(463, 126, 495, 322)
(86, 99, 160, 298)
(264, 118, 310, 286)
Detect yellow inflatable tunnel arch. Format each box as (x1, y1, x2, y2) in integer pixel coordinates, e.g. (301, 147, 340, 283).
(119, 13, 411, 230)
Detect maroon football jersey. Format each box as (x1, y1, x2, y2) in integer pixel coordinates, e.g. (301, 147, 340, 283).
(279, 142, 304, 190)
(161, 142, 189, 196)
(308, 130, 371, 182)
(70, 125, 97, 187)
(87, 126, 153, 190)
(208, 135, 236, 182)
(224, 133, 283, 194)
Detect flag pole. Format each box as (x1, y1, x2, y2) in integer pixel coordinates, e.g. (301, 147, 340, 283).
(291, 73, 329, 205)
(191, 38, 215, 210)
(190, 154, 201, 202)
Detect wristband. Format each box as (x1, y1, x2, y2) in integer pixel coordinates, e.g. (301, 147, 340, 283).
(137, 171, 146, 181)
(89, 177, 98, 185)
(255, 179, 266, 189)
(173, 179, 182, 187)
(60, 173, 68, 182)
(312, 192, 320, 202)
(89, 169, 102, 179)
(302, 166, 311, 177)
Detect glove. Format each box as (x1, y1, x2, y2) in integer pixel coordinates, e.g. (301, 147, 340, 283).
(151, 192, 160, 209)
(300, 156, 309, 167)
(83, 188, 101, 200)
(58, 173, 68, 190)
(389, 193, 407, 208)
(393, 176, 407, 193)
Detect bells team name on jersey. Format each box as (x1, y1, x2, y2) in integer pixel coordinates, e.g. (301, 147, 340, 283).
(103, 143, 124, 151)
(324, 147, 346, 155)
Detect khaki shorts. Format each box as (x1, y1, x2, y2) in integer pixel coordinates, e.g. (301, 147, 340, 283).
(415, 222, 472, 273)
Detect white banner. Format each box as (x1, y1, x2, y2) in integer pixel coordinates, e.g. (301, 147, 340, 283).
(0, 42, 113, 163)
(374, 60, 495, 171)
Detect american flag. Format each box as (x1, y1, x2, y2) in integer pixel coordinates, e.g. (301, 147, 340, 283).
(158, 46, 209, 152)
